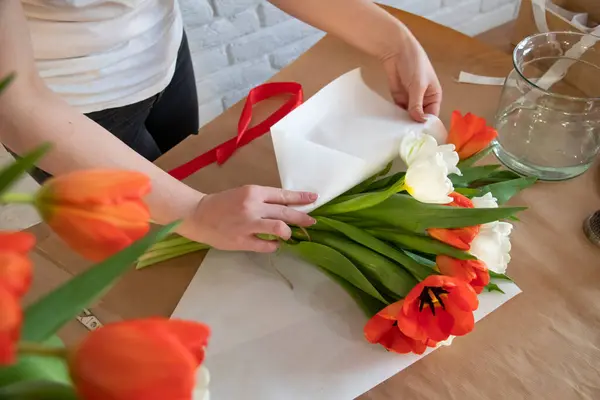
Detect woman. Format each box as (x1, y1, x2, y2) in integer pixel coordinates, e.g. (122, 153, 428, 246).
(0, 0, 442, 252)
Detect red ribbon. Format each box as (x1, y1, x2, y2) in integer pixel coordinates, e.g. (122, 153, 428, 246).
(168, 82, 303, 181)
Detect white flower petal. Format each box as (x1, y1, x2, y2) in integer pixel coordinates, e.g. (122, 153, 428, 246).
(438, 144, 461, 176)
(470, 222, 513, 274)
(472, 192, 499, 208)
(399, 131, 438, 166)
(437, 335, 456, 347)
(192, 366, 211, 400)
(405, 153, 454, 204)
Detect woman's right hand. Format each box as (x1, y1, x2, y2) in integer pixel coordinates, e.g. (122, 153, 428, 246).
(179, 185, 317, 253)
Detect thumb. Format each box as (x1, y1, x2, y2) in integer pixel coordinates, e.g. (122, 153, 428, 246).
(407, 84, 427, 122)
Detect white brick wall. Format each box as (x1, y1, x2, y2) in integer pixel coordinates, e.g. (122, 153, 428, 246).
(181, 0, 520, 127)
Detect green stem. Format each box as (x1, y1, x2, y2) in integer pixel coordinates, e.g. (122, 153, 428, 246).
(0, 192, 36, 204)
(18, 341, 68, 359)
(136, 243, 209, 269)
(147, 236, 196, 251)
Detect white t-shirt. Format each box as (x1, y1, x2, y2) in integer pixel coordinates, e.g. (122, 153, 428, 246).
(22, 0, 184, 113)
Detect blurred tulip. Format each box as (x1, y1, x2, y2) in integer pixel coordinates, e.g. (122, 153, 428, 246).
(364, 300, 436, 354)
(0, 286, 21, 364)
(68, 318, 210, 400)
(436, 255, 490, 294)
(0, 232, 34, 297)
(35, 170, 151, 261)
(397, 275, 479, 343)
(447, 111, 497, 159)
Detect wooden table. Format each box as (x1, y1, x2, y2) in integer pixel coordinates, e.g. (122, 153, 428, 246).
(30, 7, 600, 399)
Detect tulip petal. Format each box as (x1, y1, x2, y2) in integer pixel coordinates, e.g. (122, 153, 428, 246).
(0, 253, 33, 297)
(0, 286, 21, 365)
(428, 227, 472, 250)
(397, 302, 427, 341)
(448, 281, 479, 312)
(448, 192, 474, 208)
(379, 328, 414, 354)
(458, 126, 498, 159)
(417, 306, 453, 342)
(446, 301, 475, 336)
(40, 170, 151, 206)
(139, 319, 210, 365)
(364, 315, 395, 344)
(437, 255, 477, 282)
(0, 232, 36, 254)
(45, 201, 150, 261)
(378, 300, 404, 320)
(70, 321, 197, 400)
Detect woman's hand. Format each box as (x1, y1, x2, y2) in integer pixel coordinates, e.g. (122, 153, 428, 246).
(381, 30, 442, 122)
(179, 186, 317, 253)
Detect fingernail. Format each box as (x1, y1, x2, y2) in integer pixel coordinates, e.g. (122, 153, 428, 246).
(308, 192, 318, 201)
(309, 217, 317, 225)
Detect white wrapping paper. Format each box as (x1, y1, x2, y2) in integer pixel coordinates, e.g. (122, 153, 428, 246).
(171, 69, 522, 399)
(270, 68, 447, 212)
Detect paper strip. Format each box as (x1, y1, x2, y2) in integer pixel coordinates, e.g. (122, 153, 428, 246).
(532, 0, 550, 33)
(457, 72, 506, 86)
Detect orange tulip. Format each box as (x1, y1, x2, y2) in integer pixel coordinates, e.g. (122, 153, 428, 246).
(427, 192, 480, 250)
(0, 286, 21, 365)
(397, 275, 479, 343)
(35, 170, 151, 261)
(447, 111, 498, 159)
(436, 255, 490, 294)
(69, 318, 210, 400)
(364, 300, 437, 354)
(0, 232, 35, 297)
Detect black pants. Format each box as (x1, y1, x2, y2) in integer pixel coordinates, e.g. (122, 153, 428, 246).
(23, 31, 199, 184)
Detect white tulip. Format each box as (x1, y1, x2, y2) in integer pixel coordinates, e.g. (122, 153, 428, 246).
(399, 130, 438, 166)
(192, 365, 211, 400)
(405, 153, 454, 204)
(469, 221, 513, 274)
(472, 192, 498, 209)
(437, 144, 462, 176)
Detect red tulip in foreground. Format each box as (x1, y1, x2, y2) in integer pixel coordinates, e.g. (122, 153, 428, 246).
(35, 170, 152, 261)
(364, 300, 437, 354)
(68, 318, 210, 400)
(436, 255, 490, 294)
(427, 192, 480, 250)
(447, 111, 498, 160)
(396, 275, 479, 343)
(0, 232, 35, 364)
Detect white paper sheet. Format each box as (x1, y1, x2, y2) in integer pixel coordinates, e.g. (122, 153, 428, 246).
(270, 68, 447, 213)
(172, 250, 521, 400)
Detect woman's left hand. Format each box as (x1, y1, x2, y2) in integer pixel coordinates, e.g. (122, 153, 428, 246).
(380, 30, 442, 122)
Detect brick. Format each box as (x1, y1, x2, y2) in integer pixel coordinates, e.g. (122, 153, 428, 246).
(198, 99, 225, 128)
(227, 18, 321, 63)
(481, 0, 516, 13)
(257, 2, 291, 27)
(222, 87, 252, 109)
(189, 46, 230, 79)
(269, 33, 324, 69)
(195, 57, 275, 104)
(426, 0, 480, 27)
(400, 0, 443, 16)
(186, 9, 260, 51)
(179, 0, 214, 27)
(213, 0, 261, 17)
(456, 2, 516, 36)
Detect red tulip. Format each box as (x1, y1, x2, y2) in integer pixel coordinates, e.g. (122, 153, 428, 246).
(447, 111, 498, 160)
(35, 170, 151, 261)
(427, 192, 480, 250)
(397, 275, 479, 343)
(0, 286, 21, 365)
(436, 255, 490, 294)
(0, 232, 35, 297)
(68, 318, 210, 400)
(364, 300, 436, 354)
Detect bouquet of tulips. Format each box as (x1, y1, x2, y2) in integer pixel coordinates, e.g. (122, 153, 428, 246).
(0, 76, 211, 399)
(139, 111, 536, 354)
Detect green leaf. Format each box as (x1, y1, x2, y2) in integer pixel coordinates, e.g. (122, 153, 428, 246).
(283, 241, 388, 304)
(294, 230, 418, 299)
(0, 144, 51, 197)
(316, 217, 436, 281)
(489, 271, 513, 282)
(318, 267, 386, 318)
(0, 380, 77, 400)
(484, 282, 505, 294)
(364, 171, 406, 192)
(0, 336, 70, 387)
(457, 145, 495, 169)
(22, 222, 178, 342)
(477, 176, 537, 205)
(450, 164, 501, 187)
(312, 174, 406, 215)
(346, 194, 526, 232)
(367, 229, 476, 260)
(470, 170, 523, 185)
(0, 73, 16, 95)
(343, 161, 393, 196)
(402, 250, 437, 268)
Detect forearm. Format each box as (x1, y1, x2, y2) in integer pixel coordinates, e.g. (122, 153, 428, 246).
(0, 84, 202, 231)
(269, 0, 409, 60)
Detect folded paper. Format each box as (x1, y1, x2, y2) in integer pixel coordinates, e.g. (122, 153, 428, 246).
(270, 68, 447, 212)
